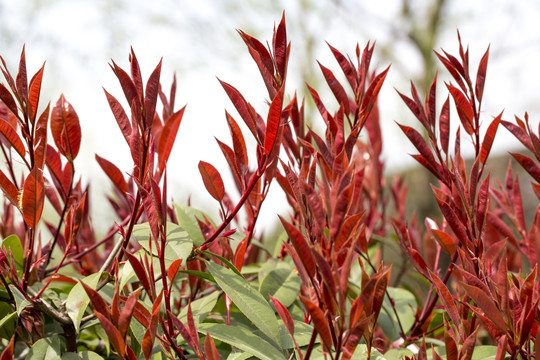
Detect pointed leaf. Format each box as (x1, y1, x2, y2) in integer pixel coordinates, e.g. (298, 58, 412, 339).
(34, 104, 50, 170)
(299, 295, 333, 349)
(28, 63, 45, 121)
(0, 120, 25, 159)
(204, 333, 220, 360)
(104, 89, 131, 143)
(144, 58, 162, 127)
(0, 169, 19, 207)
(480, 112, 502, 164)
(21, 167, 45, 228)
(428, 268, 461, 328)
(475, 45, 490, 102)
(51, 95, 81, 160)
(157, 106, 185, 175)
(205, 261, 281, 345)
(264, 88, 284, 156)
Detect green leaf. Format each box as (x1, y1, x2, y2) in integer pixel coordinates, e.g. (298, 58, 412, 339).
(133, 222, 193, 265)
(378, 287, 417, 341)
(9, 285, 31, 315)
(178, 290, 219, 324)
(206, 261, 281, 346)
(2, 234, 24, 271)
(259, 261, 300, 307)
(0, 308, 16, 339)
(203, 250, 243, 277)
(61, 352, 104, 360)
(66, 272, 103, 333)
(471, 345, 498, 360)
(174, 203, 206, 246)
(383, 348, 415, 360)
(198, 323, 286, 360)
(226, 352, 253, 360)
(26, 337, 62, 360)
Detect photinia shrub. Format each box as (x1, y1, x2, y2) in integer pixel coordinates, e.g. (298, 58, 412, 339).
(0, 13, 538, 360)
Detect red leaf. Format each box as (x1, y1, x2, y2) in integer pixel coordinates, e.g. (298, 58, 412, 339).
(446, 84, 474, 135)
(95, 312, 126, 358)
(432, 229, 457, 255)
(118, 288, 141, 340)
(428, 268, 461, 329)
(480, 111, 502, 164)
(219, 80, 259, 141)
(124, 251, 152, 295)
(475, 45, 490, 102)
(439, 96, 450, 154)
(129, 48, 144, 100)
(157, 106, 185, 175)
(273, 13, 288, 80)
(502, 119, 533, 152)
(398, 123, 439, 172)
(33, 104, 49, 170)
(327, 43, 356, 90)
(318, 61, 350, 114)
(110, 60, 140, 111)
(16, 46, 28, 103)
(142, 291, 162, 360)
(361, 65, 390, 117)
(104, 89, 131, 144)
(198, 161, 225, 202)
(0, 335, 14, 360)
(216, 138, 242, 191)
(144, 58, 162, 128)
(168, 258, 182, 282)
(21, 167, 45, 228)
(81, 281, 112, 322)
(95, 154, 128, 194)
(225, 111, 248, 175)
(0, 169, 19, 207)
(427, 74, 438, 128)
(279, 216, 316, 278)
(204, 333, 220, 360)
(0, 84, 18, 118)
(28, 62, 45, 121)
(264, 87, 284, 156)
(238, 30, 276, 97)
(511, 152, 540, 183)
(270, 295, 294, 336)
(51, 95, 81, 161)
(397, 89, 427, 129)
(0, 120, 25, 159)
(299, 295, 333, 349)
(461, 282, 507, 332)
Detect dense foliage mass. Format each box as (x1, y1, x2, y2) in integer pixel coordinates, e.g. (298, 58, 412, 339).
(0, 14, 539, 360)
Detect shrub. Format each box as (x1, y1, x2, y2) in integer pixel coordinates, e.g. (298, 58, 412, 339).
(0, 14, 538, 360)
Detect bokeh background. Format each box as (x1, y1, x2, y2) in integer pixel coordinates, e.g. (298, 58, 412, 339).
(2, 0, 540, 232)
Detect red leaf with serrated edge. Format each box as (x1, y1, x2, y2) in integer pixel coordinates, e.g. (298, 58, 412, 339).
(428, 268, 461, 328)
(299, 295, 333, 349)
(432, 229, 457, 255)
(130, 298, 150, 328)
(204, 333, 220, 360)
(280, 216, 316, 278)
(21, 167, 45, 228)
(28, 63, 45, 121)
(313, 251, 337, 296)
(95, 312, 126, 358)
(318, 62, 350, 114)
(461, 282, 507, 332)
(439, 96, 450, 155)
(219, 80, 259, 141)
(361, 65, 390, 116)
(110, 60, 140, 111)
(460, 326, 479, 360)
(273, 13, 287, 80)
(427, 74, 438, 128)
(475, 45, 490, 102)
(168, 258, 182, 282)
(502, 119, 533, 151)
(96, 154, 128, 194)
(0, 120, 25, 159)
(342, 318, 371, 360)
(397, 90, 426, 128)
(398, 123, 439, 172)
(167, 310, 200, 355)
(0, 84, 18, 118)
(142, 291, 162, 360)
(238, 30, 276, 97)
(233, 237, 248, 271)
(51, 95, 81, 161)
(435, 50, 467, 93)
(269, 295, 294, 335)
(198, 161, 225, 202)
(34, 104, 49, 170)
(81, 281, 112, 322)
(16, 46, 28, 102)
(444, 318, 459, 360)
(118, 288, 141, 340)
(124, 251, 152, 295)
(0, 169, 19, 207)
(480, 111, 502, 164)
(307, 84, 333, 127)
(104, 89, 132, 143)
(511, 152, 540, 183)
(129, 48, 144, 100)
(157, 106, 185, 175)
(216, 138, 242, 191)
(225, 111, 248, 175)
(186, 302, 201, 353)
(327, 43, 356, 90)
(446, 84, 474, 135)
(475, 174, 490, 232)
(144, 58, 162, 128)
(264, 87, 284, 156)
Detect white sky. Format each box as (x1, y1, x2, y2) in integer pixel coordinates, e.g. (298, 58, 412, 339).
(1, 0, 540, 232)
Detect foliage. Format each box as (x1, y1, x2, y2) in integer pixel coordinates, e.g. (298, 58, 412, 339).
(0, 13, 538, 360)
